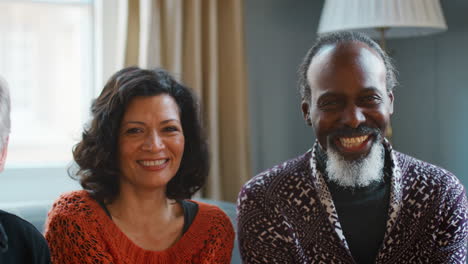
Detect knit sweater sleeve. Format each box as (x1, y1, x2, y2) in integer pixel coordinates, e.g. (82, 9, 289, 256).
(196, 206, 235, 264)
(237, 175, 293, 263)
(432, 183, 468, 263)
(44, 193, 115, 264)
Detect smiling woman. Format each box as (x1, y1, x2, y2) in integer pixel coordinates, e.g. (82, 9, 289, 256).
(72, 67, 208, 203)
(118, 96, 185, 194)
(44, 67, 234, 263)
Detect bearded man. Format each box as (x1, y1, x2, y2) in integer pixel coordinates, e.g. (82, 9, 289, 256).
(237, 31, 467, 264)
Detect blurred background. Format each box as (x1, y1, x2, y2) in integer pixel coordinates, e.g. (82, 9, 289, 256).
(0, 0, 466, 205)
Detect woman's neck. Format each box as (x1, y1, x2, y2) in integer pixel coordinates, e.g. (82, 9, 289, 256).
(106, 185, 181, 227)
(104, 185, 185, 251)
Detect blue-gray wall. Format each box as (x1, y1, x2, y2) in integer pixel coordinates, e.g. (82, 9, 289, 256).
(245, 0, 468, 188)
(389, 0, 468, 187)
(245, 0, 322, 174)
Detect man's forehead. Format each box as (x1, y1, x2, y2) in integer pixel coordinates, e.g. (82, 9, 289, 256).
(306, 42, 386, 90)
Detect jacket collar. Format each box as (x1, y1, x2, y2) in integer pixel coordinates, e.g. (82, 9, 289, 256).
(0, 220, 8, 253)
(308, 138, 403, 253)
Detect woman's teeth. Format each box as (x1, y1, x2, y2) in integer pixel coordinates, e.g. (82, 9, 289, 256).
(140, 160, 167, 166)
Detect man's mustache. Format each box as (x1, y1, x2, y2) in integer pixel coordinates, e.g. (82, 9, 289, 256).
(329, 125, 381, 138)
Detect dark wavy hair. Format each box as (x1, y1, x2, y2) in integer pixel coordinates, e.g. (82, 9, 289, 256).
(71, 67, 209, 203)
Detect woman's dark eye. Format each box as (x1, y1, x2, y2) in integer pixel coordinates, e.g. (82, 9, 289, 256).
(126, 127, 142, 134)
(163, 126, 179, 132)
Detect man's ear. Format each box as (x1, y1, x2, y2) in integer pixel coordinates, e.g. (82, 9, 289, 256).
(0, 136, 9, 172)
(301, 102, 312, 126)
(388, 91, 394, 115)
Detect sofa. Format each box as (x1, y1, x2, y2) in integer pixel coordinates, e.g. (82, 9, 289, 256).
(1, 199, 241, 263)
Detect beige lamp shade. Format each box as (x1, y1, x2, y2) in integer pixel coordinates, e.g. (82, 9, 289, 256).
(318, 0, 447, 38)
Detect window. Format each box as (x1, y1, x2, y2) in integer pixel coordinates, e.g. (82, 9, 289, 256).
(0, 0, 96, 203)
(0, 0, 94, 167)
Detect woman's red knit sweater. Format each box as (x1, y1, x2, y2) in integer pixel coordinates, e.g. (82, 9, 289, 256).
(45, 190, 234, 263)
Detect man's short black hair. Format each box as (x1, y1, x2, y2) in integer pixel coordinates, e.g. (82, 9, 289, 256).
(298, 31, 398, 102)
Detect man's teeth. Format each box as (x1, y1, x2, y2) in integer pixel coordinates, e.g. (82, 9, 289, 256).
(140, 160, 167, 166)
(339, 135, 369, 148)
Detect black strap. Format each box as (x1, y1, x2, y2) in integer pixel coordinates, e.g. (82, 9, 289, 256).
(97, 199, 112, 218)
(180, 200, 198, 234)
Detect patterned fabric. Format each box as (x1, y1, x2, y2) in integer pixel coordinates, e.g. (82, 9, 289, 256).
(237, 140, 468, 263)
(45, 190, 234, 264)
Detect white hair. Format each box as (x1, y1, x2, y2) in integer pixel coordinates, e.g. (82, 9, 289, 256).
(0, 76, 11, 151)
(325, 141, 384, 188)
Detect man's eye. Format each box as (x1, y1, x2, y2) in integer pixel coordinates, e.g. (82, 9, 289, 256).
(362, 95, 382, 103)
(319, 100, 339, 109)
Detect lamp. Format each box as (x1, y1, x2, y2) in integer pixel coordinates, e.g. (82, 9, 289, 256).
(317, 0, 447, 51)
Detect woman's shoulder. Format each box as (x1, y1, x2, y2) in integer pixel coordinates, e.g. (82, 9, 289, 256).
(192, 200, 230, 217)
(190, 200, 234, 234)
(48, 190, 97, 219)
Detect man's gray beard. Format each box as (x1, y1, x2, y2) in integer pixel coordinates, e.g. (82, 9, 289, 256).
(325, 141, 385, 189)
